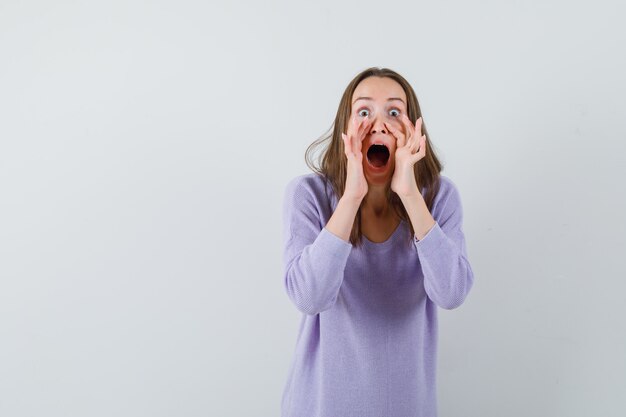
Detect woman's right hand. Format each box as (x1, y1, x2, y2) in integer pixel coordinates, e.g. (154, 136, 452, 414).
(341, 116, 371, 202)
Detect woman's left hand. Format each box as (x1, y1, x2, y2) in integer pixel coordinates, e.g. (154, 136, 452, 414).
(385, 114, 427, 198)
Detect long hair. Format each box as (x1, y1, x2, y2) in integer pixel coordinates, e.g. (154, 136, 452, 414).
(305, 67, 443, 248)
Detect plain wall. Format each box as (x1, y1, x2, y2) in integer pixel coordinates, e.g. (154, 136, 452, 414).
(1, 0, 625, 416)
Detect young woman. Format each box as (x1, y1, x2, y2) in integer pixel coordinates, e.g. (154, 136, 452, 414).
(281, 67, 475, 417)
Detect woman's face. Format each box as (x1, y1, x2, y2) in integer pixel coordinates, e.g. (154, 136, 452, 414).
(350, 76, 408, 184)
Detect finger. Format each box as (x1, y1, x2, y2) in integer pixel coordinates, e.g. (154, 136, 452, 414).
(344, 119, 353, 143)
(348, 116, 361, 139)
(414, 117, 423, 150)
(349, 117, 361, 144)
(413, 135, 426, 155)
(401, 114, 415, 145)
(384, 121, 406, 148)
(357, 118, 372, 152)
(409, 133, 420, 153)
(416, 116, 423, 137)
(347, 131, 356, 156)
(358, 117, 370, 139)
(350, 116, 359, 138)
(341, 132, 350, 155)
(412, 146, 422, 162)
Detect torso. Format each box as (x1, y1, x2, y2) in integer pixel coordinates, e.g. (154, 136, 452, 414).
(360, 212, 402, 243)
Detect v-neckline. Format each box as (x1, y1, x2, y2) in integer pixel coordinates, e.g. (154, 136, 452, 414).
(361, 218, 405, 248)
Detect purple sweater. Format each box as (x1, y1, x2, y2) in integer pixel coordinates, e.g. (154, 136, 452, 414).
(280, 172, 474, 417)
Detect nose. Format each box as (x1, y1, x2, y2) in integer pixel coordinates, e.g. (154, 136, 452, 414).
(368, 116, 388, 135)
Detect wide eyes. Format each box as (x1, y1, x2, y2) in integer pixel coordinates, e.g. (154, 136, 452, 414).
(357, 108, 401, 118)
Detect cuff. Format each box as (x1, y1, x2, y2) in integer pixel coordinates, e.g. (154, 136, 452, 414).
(413, 221, 446, 254)
(319, 226, 354, 253)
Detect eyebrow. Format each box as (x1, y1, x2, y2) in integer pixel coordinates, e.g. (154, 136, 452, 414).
(352, 97, 406, 105)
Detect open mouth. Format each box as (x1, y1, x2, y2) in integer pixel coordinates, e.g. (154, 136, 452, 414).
(366, 144, 390, 168)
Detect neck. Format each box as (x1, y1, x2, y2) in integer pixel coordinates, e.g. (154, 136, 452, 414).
(362, 183, 391, 217)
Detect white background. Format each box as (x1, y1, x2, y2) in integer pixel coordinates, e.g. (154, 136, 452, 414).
(1, 1, 625, 416)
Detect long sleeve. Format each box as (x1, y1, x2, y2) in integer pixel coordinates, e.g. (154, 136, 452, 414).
(413, 179, 474, 310)
(282, 176, 353, 315)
